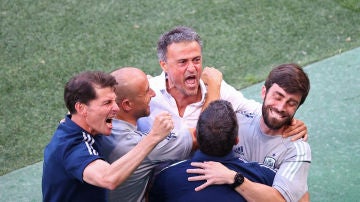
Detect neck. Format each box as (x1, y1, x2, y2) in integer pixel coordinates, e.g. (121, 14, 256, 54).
(116, 113, 137, 126)
(71, 114, 95, 135)
(166, 78, 202, 116)
(259, 116, 284, 136)
(168, 88, 202, 117)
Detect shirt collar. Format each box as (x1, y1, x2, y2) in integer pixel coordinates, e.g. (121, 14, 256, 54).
(192, 150, 238, 162)
(63, 114, 83, 132)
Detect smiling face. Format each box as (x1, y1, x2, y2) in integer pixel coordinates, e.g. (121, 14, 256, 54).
(160, 41, 202, 97)
(82, 86, 119, 135)
(261, 84, 301, 130)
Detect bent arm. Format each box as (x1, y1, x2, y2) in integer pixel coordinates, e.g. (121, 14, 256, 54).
(83, 135, 164, 190)
(83, 112, 174, 190)
(187, 161, 284, 202)
(201, 67, 222, 111)
(201, 67, 261, 115)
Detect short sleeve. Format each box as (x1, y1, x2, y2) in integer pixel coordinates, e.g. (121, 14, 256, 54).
(62, 133, 102, 182)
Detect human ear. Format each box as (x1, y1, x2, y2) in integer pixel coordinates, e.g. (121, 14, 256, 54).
(235, 136, 239, 145)
(121, 99, 133, 112)
(160, 60, 167, 72)
(75, 102, 87, 116)
(261, 86, 266, 100)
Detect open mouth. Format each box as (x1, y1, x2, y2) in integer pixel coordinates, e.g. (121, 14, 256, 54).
(270, 108, 286, 119)
(105, 118, 113, 128)
(185, 75, 197, 87)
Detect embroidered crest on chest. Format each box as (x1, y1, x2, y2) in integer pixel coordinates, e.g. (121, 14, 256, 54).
(263, 155, 276, 169)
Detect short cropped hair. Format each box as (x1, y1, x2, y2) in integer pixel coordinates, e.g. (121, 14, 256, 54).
(64, 71, 117, 114)
(196, 100, 238, 157)
(157, 26, 203, 62)
(264, 63, 310, 106)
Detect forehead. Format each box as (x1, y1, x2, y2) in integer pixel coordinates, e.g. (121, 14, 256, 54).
(166, 41, 201, 58)
(92, 86, 116, 101)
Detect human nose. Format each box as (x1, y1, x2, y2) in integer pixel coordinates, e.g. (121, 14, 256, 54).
(112, 101, 120, 112)
(186, 62, 196, 72)
(276, 101, 287, 112)
(150, 88, 156, 97)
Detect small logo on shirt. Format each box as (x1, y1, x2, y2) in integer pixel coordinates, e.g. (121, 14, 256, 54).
(263, 156, 276, 169)
(235, 110, 255, 118)
(233, 146, 244, 156)
(165, 132, 177, 141)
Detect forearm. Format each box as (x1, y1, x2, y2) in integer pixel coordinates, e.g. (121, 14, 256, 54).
(84, 135, 159, 190)
(110, 135, 159, 186)
(187, 161, 285, 201)
(235, 178, 285, 202)
(202, 81, 221, 111)
(84, 112, 174, 189)
(201, 67, 222, 111)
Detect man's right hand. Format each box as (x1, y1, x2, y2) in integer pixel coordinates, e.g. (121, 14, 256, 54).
(201, 67, 223, 88)
(149, 112, 174, 142)
(187, 161, 236, 191)
(201, 67, 223, 111)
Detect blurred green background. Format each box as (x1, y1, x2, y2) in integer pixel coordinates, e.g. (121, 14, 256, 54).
(1, 0, 359, 200)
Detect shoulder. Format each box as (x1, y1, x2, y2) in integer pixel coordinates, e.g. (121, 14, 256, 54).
(236, 158, 276, 172)
(47, 123, 87, 160)
(285, 139, 311, 151)
(149, 73, 165, 89)
(236, 112, 260, 126)
(284, 139, 311, 161)
(111, 120, 142, 137)
(153, 160, 189, 185)
(57, 116, 85, 141)
(159, 160, 189, 173)
(53, 124, 84, 148)
(293, 140, 311, 155)
(236, 110, 258, 119)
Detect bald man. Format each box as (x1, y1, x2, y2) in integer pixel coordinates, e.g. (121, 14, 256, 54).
(96, 67, 192, 202)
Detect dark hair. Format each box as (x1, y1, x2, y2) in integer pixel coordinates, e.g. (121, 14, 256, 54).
(64, 71, 117, 114)
(264, 63, 310, 106)
(157, 26, 203, 62)
(196, 100, 238, 157)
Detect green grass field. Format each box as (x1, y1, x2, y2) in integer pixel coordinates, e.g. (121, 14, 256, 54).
(1, 0, 359, 176)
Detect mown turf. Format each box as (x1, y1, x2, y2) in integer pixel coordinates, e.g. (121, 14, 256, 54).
(1, 0, 359, 175)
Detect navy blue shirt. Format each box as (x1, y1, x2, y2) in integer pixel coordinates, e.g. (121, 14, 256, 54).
(42, 115, 107, 202)
(149, 151, 276, 202)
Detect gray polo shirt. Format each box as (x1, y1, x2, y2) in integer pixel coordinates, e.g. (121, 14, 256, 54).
(97, 119, 192, 202)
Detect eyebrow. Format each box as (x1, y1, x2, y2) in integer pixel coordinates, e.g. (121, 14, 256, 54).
(273, 91, 285, 97)
(274, 91, 299, 105)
